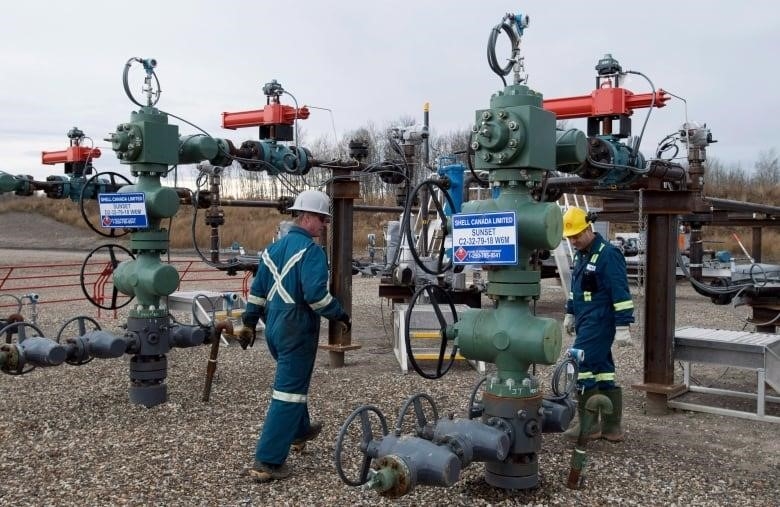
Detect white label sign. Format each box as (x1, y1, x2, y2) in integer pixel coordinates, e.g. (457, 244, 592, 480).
(98, 193, 148, 228)
(452, 211, 517, 265)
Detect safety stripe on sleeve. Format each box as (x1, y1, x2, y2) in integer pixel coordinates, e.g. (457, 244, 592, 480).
(578, 371, 595, 380)
(310, 293, 333, 310)
(614, 300, 634, 311)
(247, 294, 266, 306)
(595, 372, 616, 382)
(583, 292, 592, 302)
(271, 389, 308, 403)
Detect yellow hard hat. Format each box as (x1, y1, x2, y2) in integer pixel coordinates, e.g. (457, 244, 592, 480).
(562, 207, 590, 237)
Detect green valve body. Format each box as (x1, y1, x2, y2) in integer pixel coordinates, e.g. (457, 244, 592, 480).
(0, 172, 19, 192)
(472, 84, 555, 174)
(0, 172, 32, 195)
(114, 254, 179, 307)
(101, 61, 230, 407)
(107, 106, 182, 318)
(112, 177, 180, 315)
(452, 82, 568, 397)
(179, 135, 234, 167)
(108, 107, 179, 171)
(449, 78, 587, 491)
(454, 300, 560, 391)
(119, 179, 180, 220)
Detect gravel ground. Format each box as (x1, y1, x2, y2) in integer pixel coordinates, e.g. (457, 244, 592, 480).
(0, 214, 778, 506)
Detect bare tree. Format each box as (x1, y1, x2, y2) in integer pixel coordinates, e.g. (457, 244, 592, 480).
(752, 149, 780, 201)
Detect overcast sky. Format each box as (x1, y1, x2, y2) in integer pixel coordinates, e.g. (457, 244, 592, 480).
(1, 1, 778, 181)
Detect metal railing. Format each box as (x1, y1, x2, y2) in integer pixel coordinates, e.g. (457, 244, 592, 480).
(0, 259, 251, 319)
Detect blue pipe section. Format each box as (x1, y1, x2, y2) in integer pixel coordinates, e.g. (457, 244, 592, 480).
(437, 160, 465, 216)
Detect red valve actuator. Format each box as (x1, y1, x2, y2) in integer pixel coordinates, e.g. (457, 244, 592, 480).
(221, 103, 310, 130)
(543, 87, 670, 120)
(41, 146, 101, 165)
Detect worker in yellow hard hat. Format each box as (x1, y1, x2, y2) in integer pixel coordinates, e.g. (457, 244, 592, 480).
(561, 207, 634, 442)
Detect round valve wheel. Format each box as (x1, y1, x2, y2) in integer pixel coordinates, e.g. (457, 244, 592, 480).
(467, 376, 488, 420)
(0, 321, 45, 375)
(402, 179, 456, 275)
(334, 405, 389, 487)
(748, 263, 769, 287)
(80, 244, 135, 310)
(55, 316, 102, 365)
(404, 284, 459, 379)
(0, 293, 22, 317)
(466, 141, 487, 186)
(281, 146, 312, 175)
(79, 172, 133, 238)
(0, 294, 24, 345)
(394, 393, 439, 437)
(191, 293, 219, 328)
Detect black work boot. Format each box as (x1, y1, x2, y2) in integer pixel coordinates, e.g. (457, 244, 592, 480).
(247, 462, 292, 483)
(601, 387, 624, 442)
(290, 421, 323, 452)
(563, 389, 602, 442)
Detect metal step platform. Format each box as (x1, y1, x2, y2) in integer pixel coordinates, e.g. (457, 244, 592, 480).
(669, 326, 780, 423)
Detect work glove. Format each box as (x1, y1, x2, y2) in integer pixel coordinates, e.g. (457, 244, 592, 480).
(235, 325, 256, 350)
(563, 313, 575, 336)
(614, 326, 632, 347)
(337, 313, 352, 334)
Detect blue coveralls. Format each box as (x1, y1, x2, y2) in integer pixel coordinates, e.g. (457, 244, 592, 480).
(565, 232, 634, 391)
(242, 225, 347, 466)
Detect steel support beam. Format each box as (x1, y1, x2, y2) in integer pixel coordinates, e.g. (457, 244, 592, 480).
(322, 170, 362, 367)
(752, 227, 763, 263)
(640, 214, 679, 414)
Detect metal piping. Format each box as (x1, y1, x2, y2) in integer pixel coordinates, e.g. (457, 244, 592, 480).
(566, 393, 612, 489)
(202, 320, 234, 402)
(703, 197, 780, 217)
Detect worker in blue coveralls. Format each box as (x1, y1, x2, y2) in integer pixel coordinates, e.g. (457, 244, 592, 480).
(238, 189, 351, 483)
(561, 207, 634, 442)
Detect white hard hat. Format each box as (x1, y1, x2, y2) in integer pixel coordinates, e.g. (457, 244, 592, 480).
(289, 190, 331, 217)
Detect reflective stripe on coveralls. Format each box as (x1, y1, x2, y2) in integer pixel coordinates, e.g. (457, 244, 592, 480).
(247, 294, 266, 306)
(272, 390, 308, 403)
(262, 247, 334, 312)
(577, 371, 616, 382)
(263, 248, 308, 304)
(582, 246, 602, 303)
(310, 293, 333, 310)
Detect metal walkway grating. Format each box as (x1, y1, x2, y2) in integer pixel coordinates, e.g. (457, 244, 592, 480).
(670, 326, 780, 422)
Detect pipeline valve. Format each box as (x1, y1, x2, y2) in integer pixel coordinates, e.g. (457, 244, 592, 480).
(390, 125, 429, 144)
(262, 79, 284, 98)
(348, 139, 370, 161)
(335, 395, 511, 498)
(680, 121, 715, 148)
(0, 317, 130, 375)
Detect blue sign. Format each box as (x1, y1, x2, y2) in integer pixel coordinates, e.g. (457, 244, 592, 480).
(451, 211, 517, 265)
(98, 193, 148, 228)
